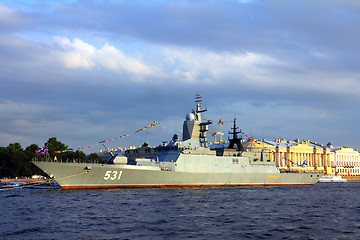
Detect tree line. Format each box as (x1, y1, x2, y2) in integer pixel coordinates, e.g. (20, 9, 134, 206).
(0, 137, 103, 178)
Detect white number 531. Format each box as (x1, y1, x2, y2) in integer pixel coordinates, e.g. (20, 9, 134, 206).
(104, 170, 123, 180)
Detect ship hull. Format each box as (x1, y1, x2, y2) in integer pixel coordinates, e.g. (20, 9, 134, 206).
(33, 161, 321, 190)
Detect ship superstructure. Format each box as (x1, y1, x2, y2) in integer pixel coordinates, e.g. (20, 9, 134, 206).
(32, 94, 323, 190)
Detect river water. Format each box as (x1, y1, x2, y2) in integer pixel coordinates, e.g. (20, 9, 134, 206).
(1, 182, 359, 239)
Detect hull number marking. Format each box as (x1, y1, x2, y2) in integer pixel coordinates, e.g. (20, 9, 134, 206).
(104, 171, 123, 181)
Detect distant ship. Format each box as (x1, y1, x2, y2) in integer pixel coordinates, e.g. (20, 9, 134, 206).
(32, 94, 323, 190)
(318, 174, 347, 183)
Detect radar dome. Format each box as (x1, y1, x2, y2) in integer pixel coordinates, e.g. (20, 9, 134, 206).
(186, 113, 195, 121)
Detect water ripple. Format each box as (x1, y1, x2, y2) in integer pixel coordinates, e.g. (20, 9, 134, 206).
(0, 183, 359, 239)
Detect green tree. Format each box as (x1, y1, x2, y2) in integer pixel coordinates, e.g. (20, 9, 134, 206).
(0, 139, 103, 178)
(0, 146, 11, 177)
(45, 137, 67, 160)
(87, 153, 105, 163)
(0, 143, 37, 177)
(6, 143, 26, 177)
(58, 150, 86, 162)
(25, 144, 44, 175)
(74, 150, 86, 162)
(25, 144, 40, 158)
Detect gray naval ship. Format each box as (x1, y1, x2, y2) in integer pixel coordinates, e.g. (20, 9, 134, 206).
(32, 94, 322, 190)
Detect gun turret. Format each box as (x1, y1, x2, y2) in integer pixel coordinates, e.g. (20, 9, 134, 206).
(101, 141, 115, 158)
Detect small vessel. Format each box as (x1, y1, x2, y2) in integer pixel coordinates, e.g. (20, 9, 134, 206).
(318, 174, 347, 182)
(32, 94, 323, 190)
(0, 179, 57, 190)
(0, 182, 21, 189)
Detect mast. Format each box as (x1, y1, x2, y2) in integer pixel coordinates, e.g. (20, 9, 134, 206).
(193, 93, 207, 122)
(219, 122, 223, 142)
(216, 118, 224, 143)
(196, 94, 212, 147)
(183, 93, 212, 147)
(227, 118, 244, 151)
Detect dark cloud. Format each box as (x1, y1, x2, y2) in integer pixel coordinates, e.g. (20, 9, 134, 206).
(0, 0, 360, 150)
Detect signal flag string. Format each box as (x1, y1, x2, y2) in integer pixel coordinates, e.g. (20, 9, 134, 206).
(34, 121, 161, 154)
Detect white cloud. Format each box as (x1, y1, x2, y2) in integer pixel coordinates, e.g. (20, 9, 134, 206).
(0, 100, 50, 116)
(49, 37, 285, 86)
(0, 4, 20, 27)
(172, 69, 198, 83)
(160, 46, 283, 85)
(61, 38, 95, 69)
(3, 32, 360, 100)
(53, 37, 154, 76)
(0, 4, 13, 21)
(96, 43, 153, 75)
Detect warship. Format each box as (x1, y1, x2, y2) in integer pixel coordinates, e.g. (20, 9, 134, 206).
(32, 94, 323, 190)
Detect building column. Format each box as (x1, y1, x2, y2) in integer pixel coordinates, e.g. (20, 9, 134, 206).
(275, 146, 279, 167)
(296, 153, 299, 166)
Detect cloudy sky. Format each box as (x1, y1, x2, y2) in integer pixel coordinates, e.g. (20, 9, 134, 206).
(1, 0, 360, 153)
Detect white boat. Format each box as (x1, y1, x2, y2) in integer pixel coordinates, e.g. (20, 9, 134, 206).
(318, 175, 347, 182)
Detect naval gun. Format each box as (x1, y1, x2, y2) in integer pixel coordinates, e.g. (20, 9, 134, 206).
(100, 141, 127, 164)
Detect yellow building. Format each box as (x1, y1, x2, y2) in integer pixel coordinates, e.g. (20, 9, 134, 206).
(328, 145, 360, 177)
(243, 138, 332, 174)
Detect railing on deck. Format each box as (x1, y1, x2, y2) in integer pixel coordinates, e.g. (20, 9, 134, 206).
(32, 158, 102, 164)
(279, 168, 324, 173)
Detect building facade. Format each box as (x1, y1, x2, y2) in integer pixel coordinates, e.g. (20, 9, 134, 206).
(243, 139, 332, 174)
(329, 146, 360, 177)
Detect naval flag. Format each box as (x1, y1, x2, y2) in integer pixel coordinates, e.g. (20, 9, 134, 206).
(36, 146, 48, 155)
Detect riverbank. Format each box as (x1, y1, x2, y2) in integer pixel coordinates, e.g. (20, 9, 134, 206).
(343, 176, 360, 182)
